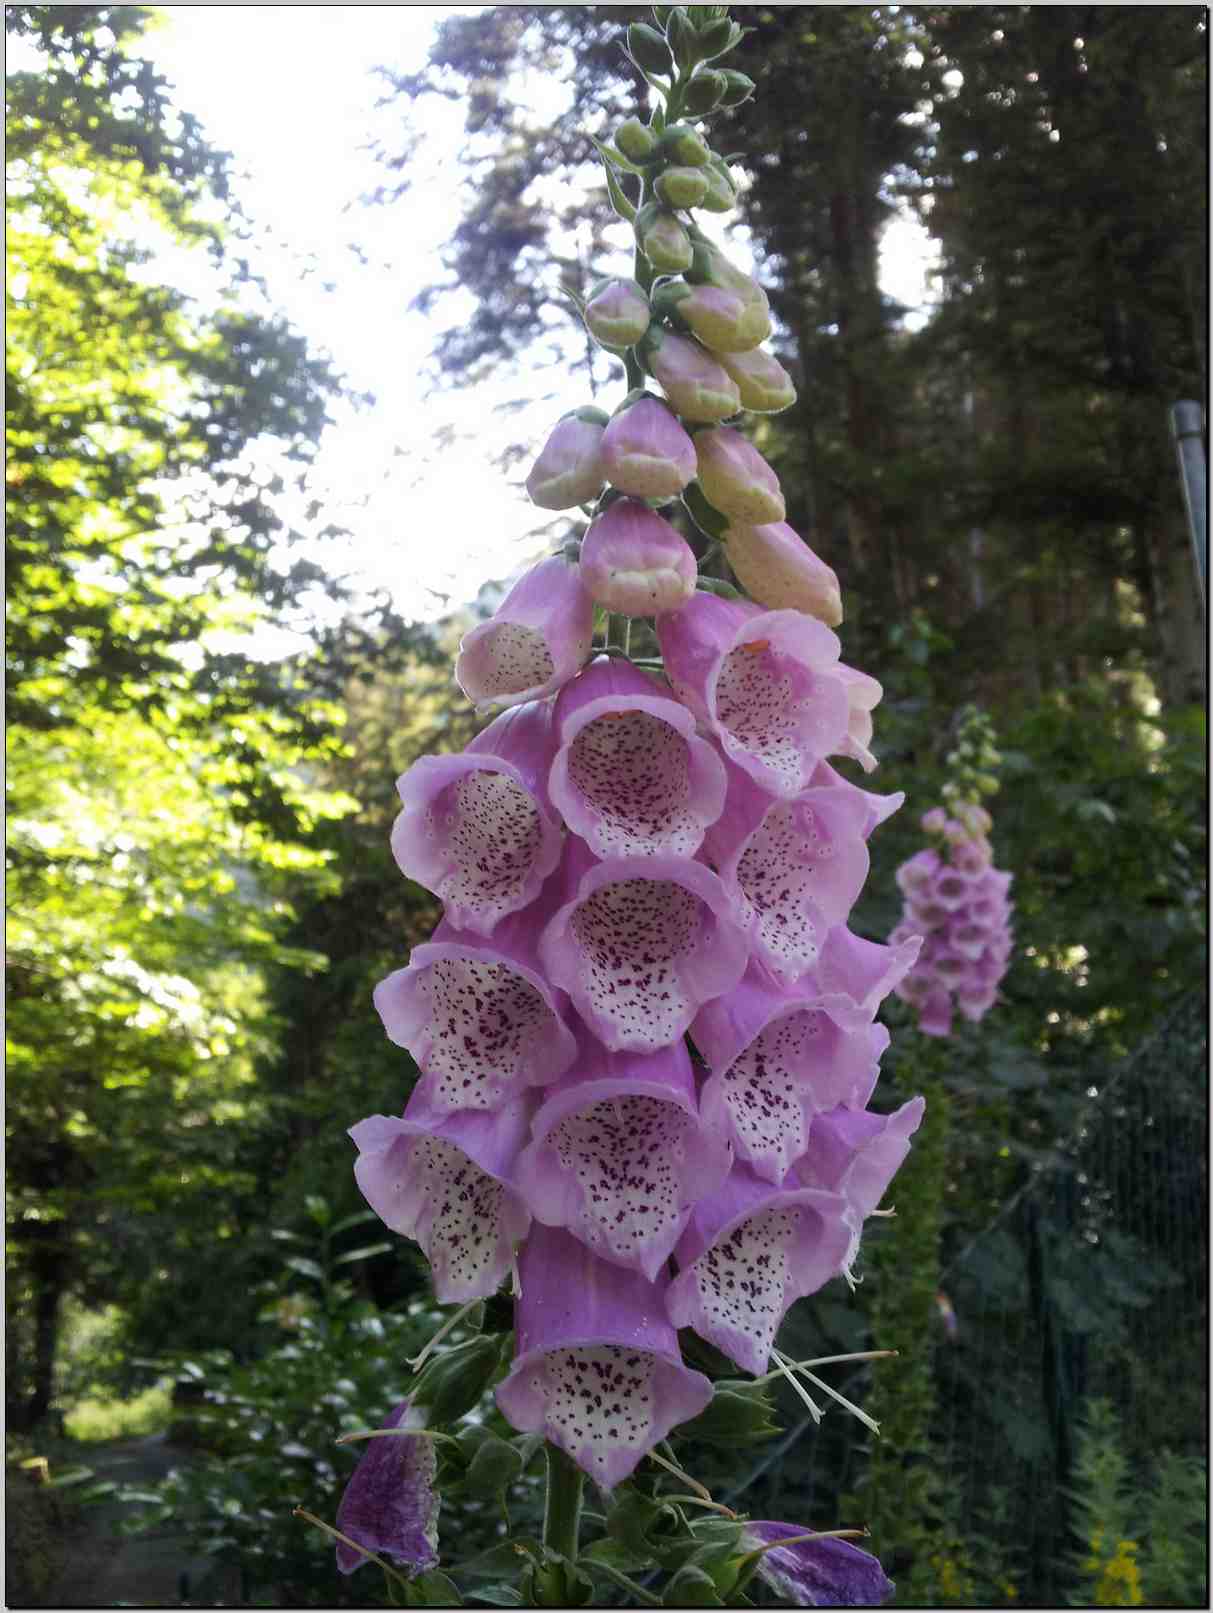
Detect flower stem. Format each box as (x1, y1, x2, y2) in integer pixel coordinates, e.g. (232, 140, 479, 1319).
(542, 1441, 584, 1562)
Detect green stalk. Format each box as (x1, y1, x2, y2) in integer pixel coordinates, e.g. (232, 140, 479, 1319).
(542, 1441, 584, 1562)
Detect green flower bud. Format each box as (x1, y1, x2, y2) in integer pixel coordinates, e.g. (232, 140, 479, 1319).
(651, 5, 676, 30)
(628, 21, 673, 75)
(682, 70, 727, 116)
(698, 160, 737, 213)
(697, 18, 741, 60)
(656, 164, 709, 209)
(718, 68, 756, 107)
(584, 278, 651, 350)
(666, 9, 698, 73)
(637, 206, 693, 274)
(660, 122, 712, 168)
(615, 116, 658, 162)
(410, 1335, 503, 1427)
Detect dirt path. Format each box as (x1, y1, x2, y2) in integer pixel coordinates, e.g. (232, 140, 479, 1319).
(41, 1434, 241, 1609)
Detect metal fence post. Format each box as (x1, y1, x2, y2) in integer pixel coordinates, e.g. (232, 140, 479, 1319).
(1170, 400, 1206, 606)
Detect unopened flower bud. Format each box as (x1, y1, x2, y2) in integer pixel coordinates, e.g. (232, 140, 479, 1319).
(628, 21, 673, 75)
(666, 8, 698, 72)
(688, 234, 769, 312)
(579, 497, 697, 616)
(682, 70, 727, 116)
(525, 409, 607, 510)
(615, 116, 658, 162)
(584, 277, 651, 350)
(723, 520, 841, 624)
(920, 807, 949, 834)
(644, 328, 741, 422)
(717, 345, 797, 411)
(718, 69, 756, 107)
(411, 1334, 505, 1426)
(698, 160, 737, 213)
(695, 426, 785, 525)
(637, 205, 694, 273)
(660, 122, 711, 168)
(600, 396, 696, 499)
(675, 283, 771, 353)
(656, 165, 709, 210)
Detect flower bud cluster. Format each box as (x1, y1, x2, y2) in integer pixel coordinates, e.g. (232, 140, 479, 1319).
(890, 790, 1014, 1036)
(348, 1, 923, 1506)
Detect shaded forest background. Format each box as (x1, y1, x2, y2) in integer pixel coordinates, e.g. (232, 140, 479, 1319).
(6, 4, 1207, 1607)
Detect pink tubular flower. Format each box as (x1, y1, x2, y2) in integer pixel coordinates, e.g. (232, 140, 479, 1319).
(656, 593, 850, 798)
(539, 837, 748, 1053)
(743, 1523, 894, 1607)
(716, 345, 797, 413)
(694, 427, 786, 526)
(579, 499, 697, 617)
(808, 759, 905, 841)
(665, 1165, 852, 1375)
(723, 521, 841, 625)
(372, 911, 577, 1117)
(549, 656, 727, 859)
(693, 964, 889, 1183)
(514, 1032, 731, 1280)
(810, 924, 923, 1031)
(793, 1098, 926, 1279)
(835, 663, 884, 773)
(390, 701, 562, 936)
(456, 555, 594, 712)
(350, 1098, 532, 1302)
(335, 1399, 440, 1577)
(525, 409, 607, 510)
(495, 1224, 713, 1488)
(644, 328, 741, 423)
(705, 762, 871, 982)
(599, 397, 696, 499)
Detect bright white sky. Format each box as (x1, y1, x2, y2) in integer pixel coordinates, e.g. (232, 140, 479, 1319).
(126, 8, 938, 634)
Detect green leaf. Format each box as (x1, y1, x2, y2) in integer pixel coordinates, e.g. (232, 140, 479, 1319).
(284, 1255, 325, 1281)
(332, 1241, 392, 1266)
(405, 1570, 462, 1606)
(464, 1435, 524, 1498)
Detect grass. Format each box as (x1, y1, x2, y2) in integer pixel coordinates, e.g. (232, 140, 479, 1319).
(63, 1380, 173, 1443)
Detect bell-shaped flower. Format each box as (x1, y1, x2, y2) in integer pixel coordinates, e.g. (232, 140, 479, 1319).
(835, 663, 883, 773)
(495, 1224, 713, 1488)
(456, 555, 594, 712)
(584, 277, 651, 351)
(666, 1165, 852, 1375)
(350, 1097, 532, 1302)
(743, 1522, 894, 1608)
(716, 345, 797, 412)
(705, 763, 870, 982)
(656, 593, 850, 799)
(549, 656, 727, 859)
(373, 909, 577, 1117)
(644, 328, 741, 423)
(668, 282, 771, 354)
(695, 427, 785, 526)
(579, 499, 697, 617)
(809, 925, 923, 1033)
(895, 847, 941, 898)
(539, 837, 748, 1053)
(808, 759, 905, 841)
(793, 1098, 925, 1278)
(692, 963, 889, 1183)
(599, 397, 696, 499)
(390, 701, 562, 937)
(515, 1033, 732, 1280)
(723, 521, 841, 624)
(335, 1399, 440, 1577)
(525, 408, 608, 511)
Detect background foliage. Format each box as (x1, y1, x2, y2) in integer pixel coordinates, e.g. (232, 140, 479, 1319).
(6, 4, 1206, 1608)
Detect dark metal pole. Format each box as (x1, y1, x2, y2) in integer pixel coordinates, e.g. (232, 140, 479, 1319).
(1170, 400, 1206, 606)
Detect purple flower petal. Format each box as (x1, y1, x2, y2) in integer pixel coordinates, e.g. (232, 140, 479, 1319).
(456, 556, 594, 712)
(693, 964, 890, 1184)
(336, 1399, 440, 1577)
(744, 1522, 894, 1607)
(656, 595, 850, 799)
(373, 910, 577, 1116)
(391, 702, 562, 936)
(808, 926, 923, 1032)
(579, 499, 697, 616)
(666, 1166, 852, 1374)
(598, 398, 696, 500)
(495, 1225, 713, 1488)
(550, 657, 727, 859)
(539, 839, 749, 1052)
(793, 1098, 926, 1274)
(350, 1101, 532, 1302)
(515, 1032, 732, 1280)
